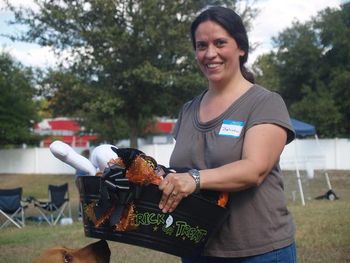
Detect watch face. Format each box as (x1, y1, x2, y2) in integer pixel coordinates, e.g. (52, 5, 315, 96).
(189, 169, 200, 190)
(189, 169, 200, 194)
(190, 169, 200, 178)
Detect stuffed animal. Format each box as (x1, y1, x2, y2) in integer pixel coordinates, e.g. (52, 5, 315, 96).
(91, 144, 118, 173)
(50, 141, 120, 176)
(50, 141, 97, 176)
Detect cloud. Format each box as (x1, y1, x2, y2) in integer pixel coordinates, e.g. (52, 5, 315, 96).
(1, 43, 57, 68)
(12, 47, 57, 68)
(247, 0, 341, 65)
(0, 0, 52, 67)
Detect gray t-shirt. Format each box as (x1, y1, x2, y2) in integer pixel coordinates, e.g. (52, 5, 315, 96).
(170, 85, 295, 257)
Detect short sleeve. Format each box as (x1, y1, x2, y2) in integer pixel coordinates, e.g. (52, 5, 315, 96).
(246, 92, 295, 144)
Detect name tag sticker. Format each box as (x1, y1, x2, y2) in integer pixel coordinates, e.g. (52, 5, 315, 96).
(219, 120, 245, 138)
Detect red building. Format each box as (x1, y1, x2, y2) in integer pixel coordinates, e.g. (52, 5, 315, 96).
(148, 118, 176, 134)
(33, 117, 97, 148)
(34, 117, 176, 147)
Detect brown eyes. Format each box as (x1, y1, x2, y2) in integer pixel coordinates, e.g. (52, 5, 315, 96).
(195, 39, 227, 50)
(196, 42, 207, 50)
(215, 39, 226, 46)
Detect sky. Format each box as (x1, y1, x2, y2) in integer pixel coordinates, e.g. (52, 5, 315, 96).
(0, 0, 343, 68)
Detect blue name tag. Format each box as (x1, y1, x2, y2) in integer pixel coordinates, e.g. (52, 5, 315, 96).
(219, 120, 245, 138)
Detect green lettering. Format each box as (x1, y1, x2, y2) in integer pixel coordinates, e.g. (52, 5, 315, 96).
(174, 221, 207, 243)
(135, 212, 166, 226)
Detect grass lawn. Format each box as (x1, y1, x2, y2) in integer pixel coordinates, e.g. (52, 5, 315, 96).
(0, 171, 349, 263)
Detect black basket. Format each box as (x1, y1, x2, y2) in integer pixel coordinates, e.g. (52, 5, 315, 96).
(77, 176, 228, 257)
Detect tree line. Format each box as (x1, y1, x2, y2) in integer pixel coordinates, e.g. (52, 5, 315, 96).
(253, 3, 350, 138)
(1, 1, 349, 147)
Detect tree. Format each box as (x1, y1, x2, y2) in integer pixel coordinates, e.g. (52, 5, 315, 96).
(0, 52, 40, 147)
(5, 0, 257, 147)
(315, 3, 350, 135)
(290, 85, 343, 137)
(251, 53, 280, 93)
(271, 21, 323, 106)
(37, 69, 128, 143)
(252, 4, 350, 137)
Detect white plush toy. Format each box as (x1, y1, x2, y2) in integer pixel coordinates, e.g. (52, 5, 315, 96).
(50, 140, 96, 176)
(91, 144, 118, 172)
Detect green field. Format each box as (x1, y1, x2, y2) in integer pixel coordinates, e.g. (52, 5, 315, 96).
(0, 171, 349, 263)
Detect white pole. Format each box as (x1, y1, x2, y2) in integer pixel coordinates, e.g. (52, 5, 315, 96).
(294, 139, 305, 206)
(315, 134, 333, 190)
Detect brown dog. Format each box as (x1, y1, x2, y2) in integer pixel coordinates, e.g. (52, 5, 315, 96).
(32, 239, 110, 263)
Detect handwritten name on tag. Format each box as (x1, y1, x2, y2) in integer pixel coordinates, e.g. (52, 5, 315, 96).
(219, 120, 245, 138)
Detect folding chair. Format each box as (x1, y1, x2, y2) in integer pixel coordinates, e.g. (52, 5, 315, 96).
(33, 183, 72, 226)
(0, 187, 28, 229)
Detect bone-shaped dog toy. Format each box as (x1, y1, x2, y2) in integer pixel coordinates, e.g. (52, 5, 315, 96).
(50, 140, 96, 176)
(91, 144, 118, 172)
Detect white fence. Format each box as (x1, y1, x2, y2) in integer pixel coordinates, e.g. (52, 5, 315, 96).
(280, 138, 350, 170)
(0, 138, 349, 174)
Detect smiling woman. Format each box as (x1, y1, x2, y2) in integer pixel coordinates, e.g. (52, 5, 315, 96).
(158, 6, 297, 263)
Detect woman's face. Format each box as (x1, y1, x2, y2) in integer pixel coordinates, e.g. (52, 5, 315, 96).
(194, 20, 245, 85)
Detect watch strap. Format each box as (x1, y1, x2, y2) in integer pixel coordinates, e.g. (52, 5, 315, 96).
(188, 169, 200, 194)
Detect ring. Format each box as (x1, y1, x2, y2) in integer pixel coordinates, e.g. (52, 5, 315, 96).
(171, 191, 178, 197)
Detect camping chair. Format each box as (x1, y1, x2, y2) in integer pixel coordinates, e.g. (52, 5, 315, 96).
(0, 187, 28, 229)
(33, 183, 72, 226)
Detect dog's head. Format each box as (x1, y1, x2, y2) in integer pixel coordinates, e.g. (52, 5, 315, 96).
(32, 239, 110, 263)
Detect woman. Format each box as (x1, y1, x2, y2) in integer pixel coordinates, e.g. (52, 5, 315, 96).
(158, 6, 296, 263)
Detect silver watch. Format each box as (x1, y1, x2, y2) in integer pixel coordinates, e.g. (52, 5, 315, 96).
(188, 169, 200, 194)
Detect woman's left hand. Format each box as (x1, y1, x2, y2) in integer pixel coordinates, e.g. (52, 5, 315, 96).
(158, 172, 196, 213)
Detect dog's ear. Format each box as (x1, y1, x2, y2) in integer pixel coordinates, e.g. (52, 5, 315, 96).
(88, 240, 111, 263)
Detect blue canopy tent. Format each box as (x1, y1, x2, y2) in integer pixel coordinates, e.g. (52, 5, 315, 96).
(291, 118, 316, 138)
(290, 118, 335, 205)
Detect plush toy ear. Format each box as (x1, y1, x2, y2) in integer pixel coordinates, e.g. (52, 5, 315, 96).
(50, 140, 96, 176)
(91, 144, 119, 172)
